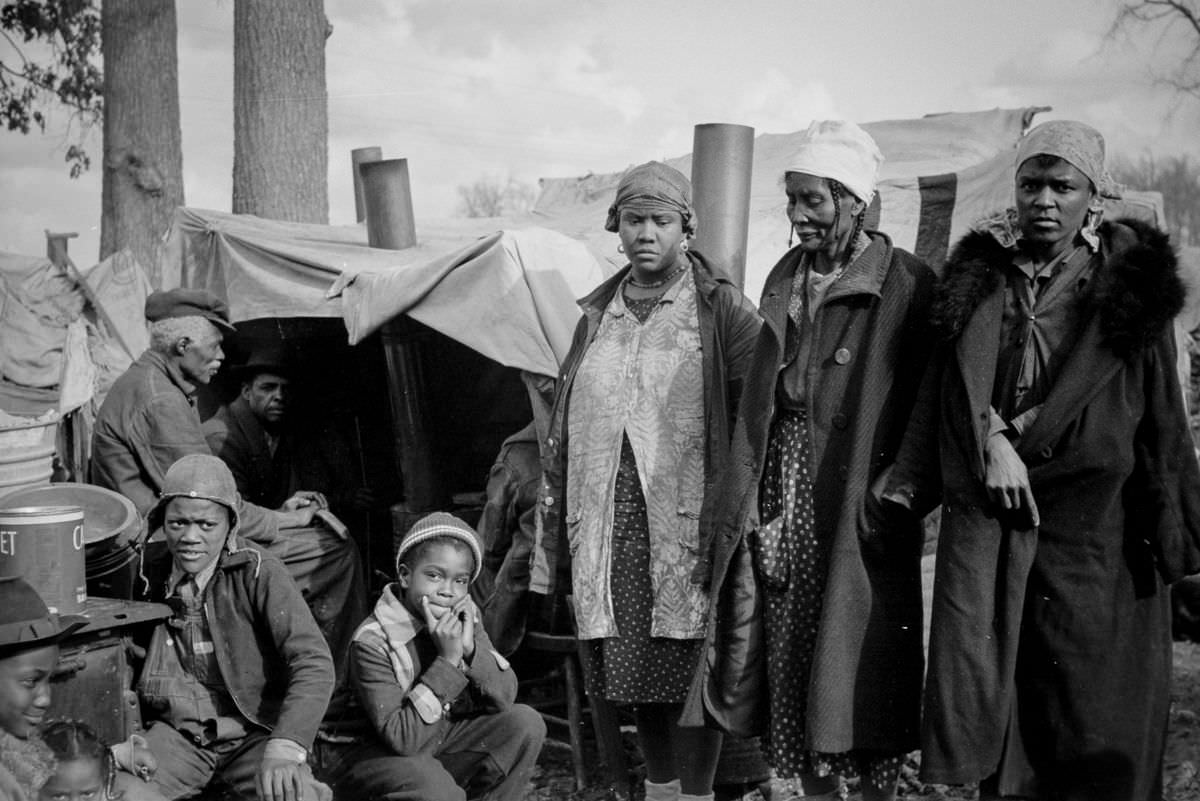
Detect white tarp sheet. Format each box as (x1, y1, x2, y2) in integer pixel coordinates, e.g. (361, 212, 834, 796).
(533, 107, 1162, 301)
(160, 107, 1184, 383)
(0, 248, 153, 413)
(330, 227, 604, 376)
(164, 208, 605, 378)
(0, 252, 84, 389)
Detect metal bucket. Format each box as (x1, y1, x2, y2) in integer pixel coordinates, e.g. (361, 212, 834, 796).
(0, 418, 57, 496)
(0, 483, 142, 600)
(0, 505, 86, 614)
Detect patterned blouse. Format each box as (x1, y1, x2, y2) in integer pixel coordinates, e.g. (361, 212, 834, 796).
(566, 269, 709, 639)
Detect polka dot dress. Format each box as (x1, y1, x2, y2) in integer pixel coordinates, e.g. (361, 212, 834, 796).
(757, 408, 903, 790)
(584, 435, 703, 703)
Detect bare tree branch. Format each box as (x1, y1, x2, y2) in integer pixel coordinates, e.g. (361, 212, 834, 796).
(1111, 0, 1200, 100)
(457, 175, 536, 218)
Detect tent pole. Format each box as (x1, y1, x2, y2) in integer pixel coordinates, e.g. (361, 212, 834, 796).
(361, 159, 444, 534)
(351, 147, 382, 223)
(361, 159, 418, 249)
(690, 123, 755, 290)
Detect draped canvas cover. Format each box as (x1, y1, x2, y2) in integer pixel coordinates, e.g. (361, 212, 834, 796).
(155, 108, 1173, 383)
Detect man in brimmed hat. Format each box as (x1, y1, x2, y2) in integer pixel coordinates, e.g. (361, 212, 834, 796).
(881, 120, 1200, 800)
(90, 289, 366, 713)
(118, 454, 333, 801)
(203, 342, 376, 521)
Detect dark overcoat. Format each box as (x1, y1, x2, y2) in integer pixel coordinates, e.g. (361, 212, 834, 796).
(683, 231, 934, 754)
(887, 219, 1200, 800)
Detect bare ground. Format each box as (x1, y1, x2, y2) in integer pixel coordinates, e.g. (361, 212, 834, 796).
(523, 631, 1200, 800)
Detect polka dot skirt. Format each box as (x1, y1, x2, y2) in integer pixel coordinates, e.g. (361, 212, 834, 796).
(757, 409, 903, 790)
(584, 434, 703, 703)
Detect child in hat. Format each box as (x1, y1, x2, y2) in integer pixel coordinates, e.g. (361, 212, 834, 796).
(338, 512, 545, 801)
(0, 576, 164, 801)
(37, 720, 118, 801)
(118, 454, 333, 801)
(0, 575, 87, 800)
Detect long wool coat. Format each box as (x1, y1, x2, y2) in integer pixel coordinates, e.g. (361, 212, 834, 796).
(887, 219, 1200, 801)
(684, 231, 934, 754)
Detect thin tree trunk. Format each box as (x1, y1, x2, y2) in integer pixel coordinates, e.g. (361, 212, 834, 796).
(99, 0, 183, 286)
(232, 0, 329, 223)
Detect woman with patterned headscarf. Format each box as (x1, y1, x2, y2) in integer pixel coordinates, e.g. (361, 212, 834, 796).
(883, 120, 1200, 800)
(538, 161, 761, 801)
(689, 120, 936, 801)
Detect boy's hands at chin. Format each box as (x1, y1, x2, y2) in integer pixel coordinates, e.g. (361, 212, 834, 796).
(458, 597, 476, 662)
(422, 595, 465, 665)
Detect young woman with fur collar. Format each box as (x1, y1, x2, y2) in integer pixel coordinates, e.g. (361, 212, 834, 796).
(882, 120, 1200, 801)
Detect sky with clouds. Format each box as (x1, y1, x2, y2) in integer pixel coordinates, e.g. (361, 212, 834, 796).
(2, 0, 1198, 265)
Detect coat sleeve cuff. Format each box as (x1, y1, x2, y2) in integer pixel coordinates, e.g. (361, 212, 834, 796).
(264, 738, 307, 763)
(465, 647, 511, 681)
(414, 656, 470, 708)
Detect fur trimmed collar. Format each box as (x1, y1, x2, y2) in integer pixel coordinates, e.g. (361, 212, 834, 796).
(930, 218, 1182, 358)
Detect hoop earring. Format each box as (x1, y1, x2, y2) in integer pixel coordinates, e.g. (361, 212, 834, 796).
(617, 243, 625, 254)
(680, 241, 689, 252)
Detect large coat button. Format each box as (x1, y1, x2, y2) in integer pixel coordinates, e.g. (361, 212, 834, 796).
(834, 347, 852, 365)
(832, 413, 848, 430)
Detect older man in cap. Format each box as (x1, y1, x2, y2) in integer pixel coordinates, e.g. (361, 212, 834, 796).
(878, 120, 1200, 800)
(91, 288, 366, 712)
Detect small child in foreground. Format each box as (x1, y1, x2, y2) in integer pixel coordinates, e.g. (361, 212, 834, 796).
(38, 721, 116, 801)
(0, 579, 159, 801)
(337, 512, 545, 801)
(38, 720, 163, 801)
(0, 576, 85, 801)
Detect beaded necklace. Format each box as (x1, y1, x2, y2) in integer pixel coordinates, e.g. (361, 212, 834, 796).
(627, 263, 685, 289)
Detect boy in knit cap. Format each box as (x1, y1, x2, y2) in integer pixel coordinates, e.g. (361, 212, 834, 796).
(117, 454, 334, 801)
(338, 512, 545, 801)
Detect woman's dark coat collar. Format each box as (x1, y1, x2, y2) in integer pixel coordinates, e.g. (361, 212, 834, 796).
(758, 231, 895, 338)
(931, 218, 1182, 359)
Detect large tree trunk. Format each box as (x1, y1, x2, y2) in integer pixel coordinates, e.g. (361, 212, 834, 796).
(232, 0, 329, 223)
(99, 0, 184, 285)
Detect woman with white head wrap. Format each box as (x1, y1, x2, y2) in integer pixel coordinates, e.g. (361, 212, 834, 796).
(690, 121, 936, 801)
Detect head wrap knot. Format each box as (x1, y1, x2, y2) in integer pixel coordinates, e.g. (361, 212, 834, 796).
(784, 119, 883, 204)
(604, 161, 697, 235)
(1015, 120, 1120, 198)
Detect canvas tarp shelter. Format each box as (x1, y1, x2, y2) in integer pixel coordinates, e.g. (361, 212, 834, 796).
(533, 106, 1163, 302)
(163, 208, 606, 379)
(0, 249, 151, 416)
(161, 107, 1175, 377)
